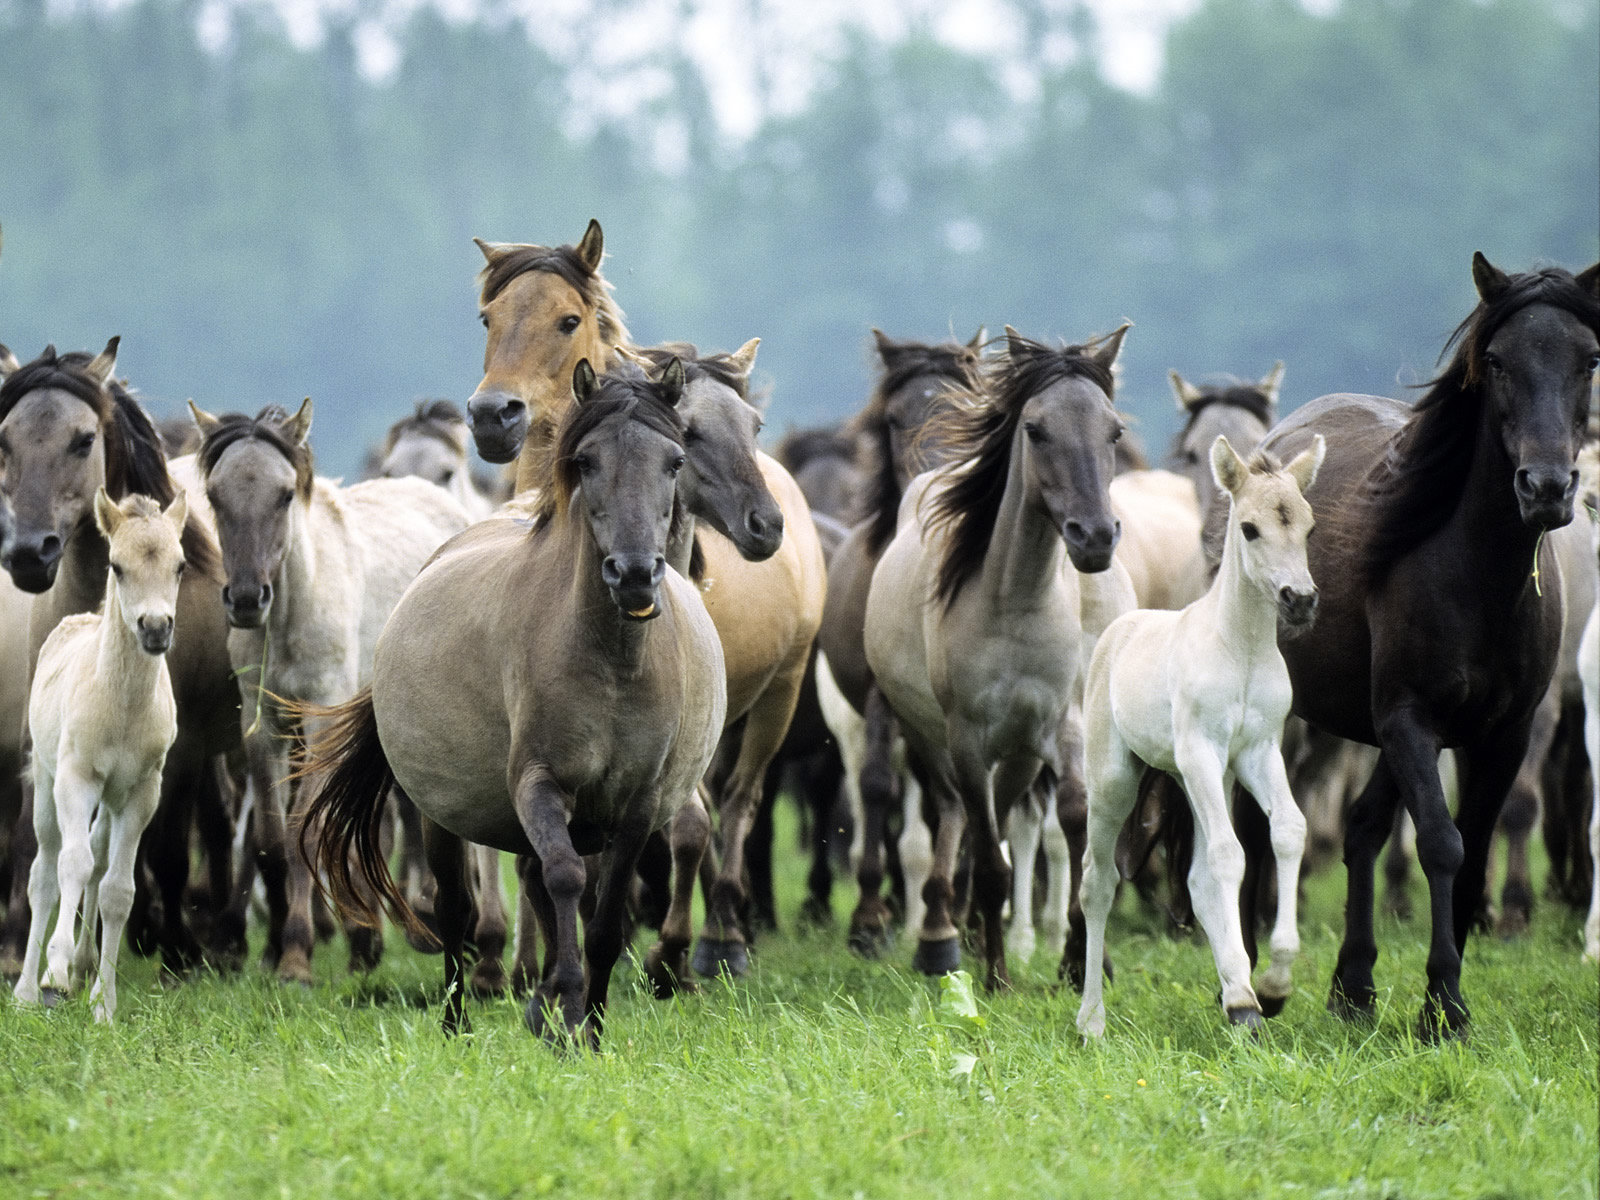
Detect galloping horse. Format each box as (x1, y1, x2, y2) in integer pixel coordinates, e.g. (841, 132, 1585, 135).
(1250, 254, 1598, 1039)
(377, 399, 500, 521)
(302, 359, 726, 1047)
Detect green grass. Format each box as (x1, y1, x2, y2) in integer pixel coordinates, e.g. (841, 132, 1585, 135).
(3, 807, 1596, 1200)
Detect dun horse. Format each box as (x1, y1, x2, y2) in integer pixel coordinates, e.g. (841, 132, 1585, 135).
(301, 359, 726, 1047)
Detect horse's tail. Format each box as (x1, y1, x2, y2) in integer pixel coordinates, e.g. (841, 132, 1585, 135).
(291, 687, 428, 941)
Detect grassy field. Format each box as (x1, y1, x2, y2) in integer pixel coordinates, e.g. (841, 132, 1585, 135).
(2, 806, 1596, 1200)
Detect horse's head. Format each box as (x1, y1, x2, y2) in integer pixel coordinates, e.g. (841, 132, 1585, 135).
(191, 399, 314, 629)
(468, 220, 623, 465)
(1169, 364, 1281, 516)
(555, 358, 687, 620)
(869, 326, 984, 491)
(1009, 324, 1129, 573)
(1212, 434, 1324, 634)
(96, 489, 187, 655)
(380, 399, 471, 490)
(1468, 252, 1600, 531)
(623, 339, 782, 561)
(0, 339, 120, 592)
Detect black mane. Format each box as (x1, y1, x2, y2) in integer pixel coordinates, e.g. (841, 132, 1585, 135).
(196, 406, 316, 499)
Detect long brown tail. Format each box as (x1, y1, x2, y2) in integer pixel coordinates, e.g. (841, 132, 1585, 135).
(292, 687, 426, 940)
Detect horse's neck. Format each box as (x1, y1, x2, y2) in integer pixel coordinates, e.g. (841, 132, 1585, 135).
(1209, 517, 1280, 663)
(1448, 408, 1546, 600)
(268, 497, 324, 643)
(665, 514, 695, 578)
(93, 577, 164, 702)
(559, 504, 650, 674)
(977, 434, 1066, 609)
(513, 336, 624, 495)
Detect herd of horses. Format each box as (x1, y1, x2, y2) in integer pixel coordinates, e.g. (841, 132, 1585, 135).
(0, 220, 1596, 1049)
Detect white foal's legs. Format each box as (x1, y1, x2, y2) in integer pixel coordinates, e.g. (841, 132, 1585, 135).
(1237, 743, 1307, 1012)
(1039, 777, 1071, 960)
(42, 763, 99, 998)
(1005, 796, 1042, 960)
(1076, 749, 1141, 1039)
(71, 808, 112, 991)
(1176, 743, 1258, 1023)
(91, 777, 161, 1023)
(15, 765, 63, 1006)
(897, 765, 930, 938)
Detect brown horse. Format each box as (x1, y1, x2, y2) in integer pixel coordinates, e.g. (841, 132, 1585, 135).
(301, 359, 726, 1047)
(0, 342, 239, 977)
(1247, 254, 1599, 1039)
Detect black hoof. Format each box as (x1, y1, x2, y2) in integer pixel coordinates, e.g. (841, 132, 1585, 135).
(847, 924, 894, 960)
(1326, 981, 1377, 1023)
(1257, 991, 1288, 1019)
(39, 986, 67, 1009)
(691, 937, 750, 979)
(797, 897, 835, 930)
(1417, 997, 1470, 1044)
(911, 936, 961, 976)
(643, 942, 696, 999)
(1226, 1006, 1265, 1034)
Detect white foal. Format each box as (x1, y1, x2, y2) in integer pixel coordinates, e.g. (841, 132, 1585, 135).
(1077, 434, 1324, 1036)
(15, 491, 186, 1022)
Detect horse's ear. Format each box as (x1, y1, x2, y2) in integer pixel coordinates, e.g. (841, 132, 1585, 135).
(92, 487, 123, 539)
(656, 357, 686, 408)
(1169, 369, 1203, 413)
(572, 359, 597, 405)
(1472, 251, 1512, 304)
(1284, 434, 1326, 495)
(1003, 325, 1027, 358)
(966, 325, 987, 350)
(281, 398, 313, 446)
(473, 237, 514, 266)
(163, 490, 188, 535)
(1089, 323, 1130, 372)
(187, 400, 222, 439)
(1575, 261, 1600, 299)
(1210, 435, 1248, 497)
(0, 343, 17, 380)
(85, 336, 120, 387)
(1259, 360, 1285, 407)
(725, 337, 760, 380)
(576, 219, 604, 272)
(872, 328, 906, 365)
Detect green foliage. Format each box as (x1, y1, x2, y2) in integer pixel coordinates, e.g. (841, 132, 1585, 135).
(0, 0, 1595, 474)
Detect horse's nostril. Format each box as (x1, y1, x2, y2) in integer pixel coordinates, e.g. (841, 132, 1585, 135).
(39, 534, 61, 561)
(1064, 521, 1086, 542)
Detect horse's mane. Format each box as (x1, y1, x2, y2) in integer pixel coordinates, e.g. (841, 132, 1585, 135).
(0, 345, 220, 579)
(381, 398, 468, 456)
(854, 337, 984, 556)
(772, 425, 855, 475)
(196, 406, 316, 501)
(1363, 266, 1600, 578)
(628, 342, 752, 401)
(477, 243, 630, 348)
(1168, 380, 1276, 460)
(925, 333, 1117, 609)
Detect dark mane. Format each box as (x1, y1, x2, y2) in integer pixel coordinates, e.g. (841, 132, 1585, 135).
(628, 342, 752, 401)
(772, 425, 855, 475)
(477, 243, 627, 347)
(1168, 380, 1276, 460)
(381, 398, 468, 456)
(854, 338, 984, 555)
(926, 333, 1117, 609)
(1362, 266, 1600, 579)
(196, 406, 316, 500)
(0, 345, 220, 580)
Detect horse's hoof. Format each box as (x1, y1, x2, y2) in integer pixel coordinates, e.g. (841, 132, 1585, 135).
(441, 1010, 473, 1038)
(508, 964, 536, 999)
(691, 937, 749, 979)
(643, 943, 696, 999)
(1326, 982, 1376, 1023)
(0, 953, 23, 985)
(276, 954, 315, 989)
(1226, 1006, 1265, 1035)
(469, 961, 508, 999)
(1493, 909, 1530, 940)
(39, 986, 67, 1009)
(797, 898, 835, 930)
(1381, 891, 1413, 922)
(1257, 991, 1289, 1019)
(911, 936, 962, 977)
(1417, 997, 1470, 1044)
(847, 924, 894, 960)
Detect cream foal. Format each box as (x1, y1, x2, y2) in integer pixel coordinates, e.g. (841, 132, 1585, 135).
(14, 492, 187, 1022)
(1077, 434, 1324, 1036)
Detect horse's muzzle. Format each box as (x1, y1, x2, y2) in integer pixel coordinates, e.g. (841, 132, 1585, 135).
(137, 615, 174, 655)
(1, 534, 63, 594)
(466, 390, 529, 465)
(1276, 586, 1319, 637)
(1063, 518, 1120, 574)
(604, 553, 667, 620)
(223, 581, 272, 629)
(1515, 466, 1578, 531)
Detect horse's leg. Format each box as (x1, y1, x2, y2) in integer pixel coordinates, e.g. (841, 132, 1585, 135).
(799, 750, 844, 928)
(910, 750, 966, 976)
(1554, 706, 1595, 909)
(582, 818, 652, 1049)
(1231, 782, 1270, 969)
(1174, 741, 1258, 1028)
(509, 861, 540, 996)
(392, 785, 438, 951)
(694, 652, 806, 979)
(248, 729, 311, 984)
(468, 844, 509, 996)
(1055, 710, 1099, 985)
(1004, 790, 1042, 962)
(70, 806, 112, 992)
(1077, 747, 1142, 1036)
(41, 761, 97, 1000)
(959, 742, 1026, 993)
(512, 767, 587, 1046)
(420, 817, 472, 1035)
(1327, 752, 1400, 1021)
(645, 793, 708, 997)
(1381, 807, 1415, 921)
(90, 775, 161, 1023)
(634, 829, 672, 931)
(896, 757, 931, 940)
(13, 765, 60, 1005)
(1494, 694, 1555, 936)
(744, 762, 780, 935)
(1236, 743, 1307, 1019)
(0, 780, 36, 980)
(144, 734, 203, 975)
(849, 686, 898, 957)
(336, 786, 389, 973)
(194, 756, 244, 965)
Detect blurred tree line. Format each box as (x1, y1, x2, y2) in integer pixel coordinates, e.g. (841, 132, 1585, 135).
(0, 0, 1595, 473)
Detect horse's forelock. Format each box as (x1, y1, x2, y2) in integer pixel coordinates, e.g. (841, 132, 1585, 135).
(477, 244, 628, 347)
(196, 408, 315, 499)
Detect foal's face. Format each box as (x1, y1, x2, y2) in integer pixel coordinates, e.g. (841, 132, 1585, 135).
(1482, 302, 1598, 531)
(0, 388, 106, 592)
(1215, 436, 1323, 633)
(380, 429, 468, 491)
(575, 420, 685, 620)
(675, 376, 782, 561)
(1022, 373, 1124, 573)
(97, 491, 187, 655)
(205, 439, 300, 629)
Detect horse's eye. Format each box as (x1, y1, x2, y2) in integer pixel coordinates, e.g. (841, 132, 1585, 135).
(1023, 423, 1045, 443)
(175, 561, 186, 578)
(278, 490, 294, 510)
(573, 454, 592, 475)
(1111, 426, 1124, 444)
(479, 313, 489, 329)
(110, 563, 124, 578)
(670, 455, 686, 475)
(559, 315, 581, 335)
(683, 426, 700, 445)
(70, 431, 96, 457)
(1484, 352, 1505, 375)
(439, 468, 455, 485)
(1587, 353, 1600, 374)
(1241, 522, 1260, 541)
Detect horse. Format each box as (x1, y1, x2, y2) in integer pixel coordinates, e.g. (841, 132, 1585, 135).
(13, 491, 187, 1022)
(1244, 253, 1599, 1039)
(772, 424, 863, 524)
(187, 399, 471, 983)
(1108, 467, 1207, 611)
(0, 341, 238, 979)
(815, 327, 985, 955)
(864, 324, 1130, 989)
(1167, 363, 1283, 519)
(1077, 436, 1323, 1037)
(377, 399, 500, 522)
(300, 358, 726, 1047)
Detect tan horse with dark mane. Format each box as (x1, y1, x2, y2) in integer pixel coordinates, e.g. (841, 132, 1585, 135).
(463, 222, 826, 978)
